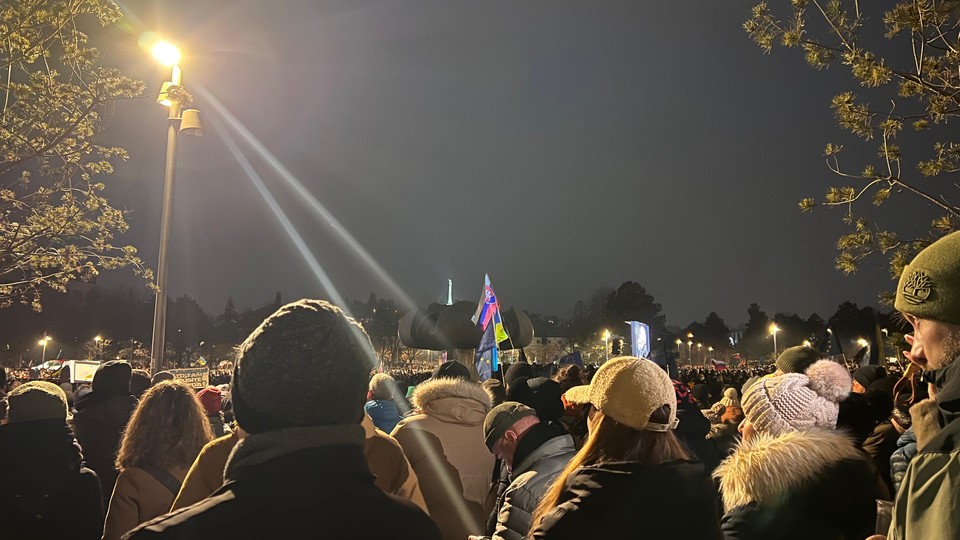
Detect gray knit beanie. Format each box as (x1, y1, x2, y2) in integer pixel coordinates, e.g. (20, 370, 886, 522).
(232, 299, 376, 433)
(742, 360, 851, 436)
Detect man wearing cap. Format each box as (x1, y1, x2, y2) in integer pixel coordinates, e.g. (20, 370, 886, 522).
(125, 299, 439, 539)
(472, 402, 575, 540)
(0, 381, 104, 539)
(878, 231, 960, 540)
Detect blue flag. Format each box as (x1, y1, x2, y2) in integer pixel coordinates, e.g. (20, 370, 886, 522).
(475, 321, 498, 382)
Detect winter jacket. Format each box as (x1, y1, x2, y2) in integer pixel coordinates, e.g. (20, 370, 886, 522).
(708, 422, 742, 458)
(0, 419, 103, 540)
(676, 404, 722, 475)
(862, 420, 900, 495)
(715, 429, 879, 540)
(531, 459, 722, 540)
(889, 355, 960, 540)
(491, 431, 575, 540)
(103, 466, 187, 540)
(889, 428, 917, 496)
(73, 392, 138, 504)
(125, 424, 440, 540)
(365, 398, 402, 434)
(391, 377, 494, 540)
(206, 414, 225, 438)
(361, 413, 428, 513)
(170, 433, 240, 511)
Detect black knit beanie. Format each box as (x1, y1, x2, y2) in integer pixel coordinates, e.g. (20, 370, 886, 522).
(232, 299, 375, 434)
(506, 376, 564, 422)
(504, 362, 535, 389)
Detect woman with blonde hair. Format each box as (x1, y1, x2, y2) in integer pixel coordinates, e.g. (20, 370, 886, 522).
(530, 357, 722, 539)
(102, 381, 212, 540)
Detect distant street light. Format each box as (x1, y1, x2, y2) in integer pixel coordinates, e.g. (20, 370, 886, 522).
(94, 335, 103, 360)
(675, 338, 682, 360)
(38, 336, 51, 364)
(857, 338, 870, 348)
(697, 343, 703, 363)
(686, 340, 693, 366)
(802, 340, 812, 348)
(601, 330, 611, 363)
(147, 38, 204, 377)
(769, 323, 781, 360)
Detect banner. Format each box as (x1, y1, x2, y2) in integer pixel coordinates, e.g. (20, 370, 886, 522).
(627, 321, 651, 359)
(558, 351, 583, 368)
(169, 367, 210, 389)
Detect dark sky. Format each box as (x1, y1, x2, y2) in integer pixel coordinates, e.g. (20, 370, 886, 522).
(92, 0, 933, 327)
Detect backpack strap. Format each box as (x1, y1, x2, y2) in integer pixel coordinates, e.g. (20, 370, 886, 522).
(141, 466, 183, 496)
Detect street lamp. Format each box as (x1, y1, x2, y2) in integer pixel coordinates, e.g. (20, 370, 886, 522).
(94, 335, 103, 360)
(857, 338, 870, 348)
(708, 346, 714, 363)
(686, 340, 693, 366)
(601, 330, 611, 363)
(769, 323, 781, 360)
(148, 39, 204, 377)
(675, 338, 682, 359)
(802, 340, 812, 348)
(697, 343, 703, 363)
(38, 336, 51, 364)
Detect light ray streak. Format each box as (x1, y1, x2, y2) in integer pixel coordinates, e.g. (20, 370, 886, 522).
(196, 83, 417, 312)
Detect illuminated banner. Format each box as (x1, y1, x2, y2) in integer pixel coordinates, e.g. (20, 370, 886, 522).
(627, 321, 651, 360)
(169, 367, 210, 389)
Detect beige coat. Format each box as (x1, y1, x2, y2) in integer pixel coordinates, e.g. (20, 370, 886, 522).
(102, 466, 187, 540)
(391, 378, 494, 540)
(362, 414, 429, 514)
(170, 432, 240, 511)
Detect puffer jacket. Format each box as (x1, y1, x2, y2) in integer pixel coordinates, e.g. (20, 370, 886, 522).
(391, 377, 494, 540)
(491, 431, 576, 540)
(715, 429, 879, 540)
(889, 428, 916, 496)
(365, 399, 402, 434)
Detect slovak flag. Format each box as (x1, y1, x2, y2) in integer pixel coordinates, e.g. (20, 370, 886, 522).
(473, 274, 509, 381)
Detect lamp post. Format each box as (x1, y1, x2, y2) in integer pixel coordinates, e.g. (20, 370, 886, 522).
(686, 340, 693, 366)
(39, 336, 51, 364)
(675, 338, 682, 360)
(94, 335, 103, 360)
(148, 40, 204, 376)
(601, 330, 611, 363)
(708, 346, 714, 364)
(770, 323, 781, 361)
(697, 343, 703, 363)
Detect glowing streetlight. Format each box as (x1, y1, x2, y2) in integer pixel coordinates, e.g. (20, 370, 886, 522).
(94, 335, 104, 360)
(769, 323, 781, 360)
(675, 338, 682, 358)
(697, 343, 703, 363)
(687, 340, 693, 366)
(146, 36, 204, 377)
(802, 340, 812, 348)
(857, 338, 870, 348)
(601, 330, 611, 362)
(38, 336, 51, 364)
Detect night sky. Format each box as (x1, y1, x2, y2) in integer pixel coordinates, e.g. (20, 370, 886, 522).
(92, 1, 933, 327)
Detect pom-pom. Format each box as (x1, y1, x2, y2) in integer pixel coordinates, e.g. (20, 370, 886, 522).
(805, 360, 851, 403)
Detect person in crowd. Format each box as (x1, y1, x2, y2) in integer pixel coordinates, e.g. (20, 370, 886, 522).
(836, 392, 893, 500)
(529, 357, 722, 539)
(774, 345, 821, 375)
(708, 405, 744, 458)
(720, 387, 741, 408)
(853, 365, 887, 394)
(170, 429, 243, 511)
(102, 381, 213, 540)
(474, 402, 575, 540)
(481, 378, 507, 408)
(391, 360, 493, 540)
(0, 381, 104, 539)
(504, 362, 535, 394)
(870, 231, 960, 540)
(361, 411, 429, 513)
(196, 387, 225, 438)
(714, 360, 879, 539)
(150, 371, 174, 386)
(60, 381, 76, 408)
(365, 373, 403, 433)
(129, 370, 151, 399)
(506, 377, 565, 425)
(674, 379, 722, 474)
(73, 360, 139, 506)
(126, 299, 439, 539)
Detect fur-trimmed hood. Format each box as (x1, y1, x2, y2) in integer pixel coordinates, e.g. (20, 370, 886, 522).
(714, 429, 862, 512)
(412, 377, 491, 425)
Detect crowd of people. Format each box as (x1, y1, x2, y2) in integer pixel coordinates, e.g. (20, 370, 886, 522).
(0, 231, 958, 539)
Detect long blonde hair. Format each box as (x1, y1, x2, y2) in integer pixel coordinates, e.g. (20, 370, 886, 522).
(115, 381, 213, 471)
(529, 405, 689, 535)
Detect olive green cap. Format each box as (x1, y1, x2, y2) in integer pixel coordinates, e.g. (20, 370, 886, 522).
(895, 231, 960, 325)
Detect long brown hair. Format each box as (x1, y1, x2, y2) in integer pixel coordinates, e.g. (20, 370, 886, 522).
(115, 381, 213, 471)
(529, 405, 689, 535)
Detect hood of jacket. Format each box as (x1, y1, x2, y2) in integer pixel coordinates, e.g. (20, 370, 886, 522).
(713, 429, 862, 512)
(0, 419, 83, 473)
(411, 377, 491, 425)
(74, 392, 138, 427)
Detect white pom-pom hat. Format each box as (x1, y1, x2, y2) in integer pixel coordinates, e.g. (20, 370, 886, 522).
(742, 360, 851, 436)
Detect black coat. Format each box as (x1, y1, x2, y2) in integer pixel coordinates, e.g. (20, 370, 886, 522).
(531, 459, 723, 540)
(125, 444, 440, 540)
(715, 429, 879, 540)
(73, 392, 138, 503)
(0, 419, 104, 540)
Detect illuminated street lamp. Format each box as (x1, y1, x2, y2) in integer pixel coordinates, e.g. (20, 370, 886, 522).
(686, 340, 693, 366)
(601, 330, 611, 363)
(802, 340, 812, 348)
(94, 335, 103, 360)
(857, 338, 870, 348)
(147, 38, 204, 377)
(675, 338, 682, 359)
(697, 343, 703, 363)
(769, 323, 781, 360)
(38, 336, 51, 364)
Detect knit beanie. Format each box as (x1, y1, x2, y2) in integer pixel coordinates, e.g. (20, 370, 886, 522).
(853, 365, 887, 389)
(720, 387, 741, 408)
(129, 369, 151, 398)
(775, 346, 821, 374)
(151, 371, 175, 386)
(92, 360, 132, 397)
(431, 361, 471, 382)
(7, 381, 69, 423)
(742, 360, 851, 436)
(895, 230, 960, 324)
(197, 386, 223, 416)
(504, 362, 535, 389)
(506, 376, 564, 422)
(232, 299, 375, 434)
